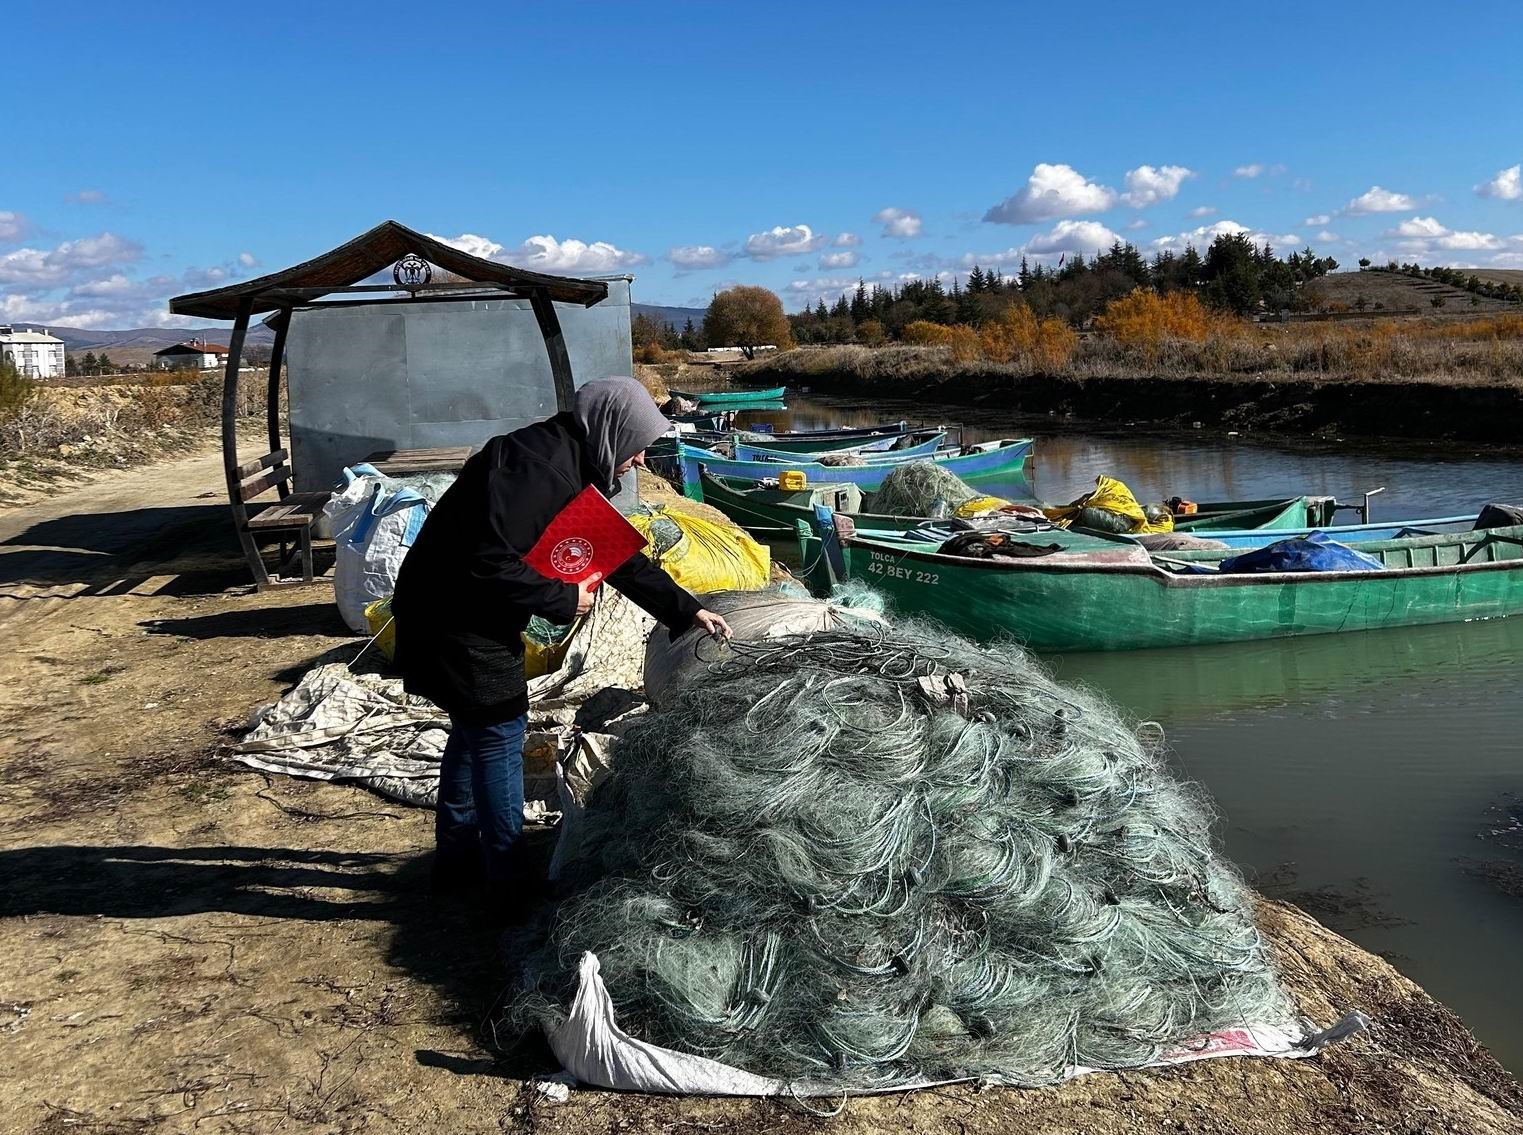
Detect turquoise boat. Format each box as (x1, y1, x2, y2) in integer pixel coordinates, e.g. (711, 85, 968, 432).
(701, 471, 1337, 538)
(669, 386, 786, 406)
(721, 421, 915, 454)
(732, 429, 947, 463)
(800, 525, 1523, 652)
(679, 440, 1034, 500)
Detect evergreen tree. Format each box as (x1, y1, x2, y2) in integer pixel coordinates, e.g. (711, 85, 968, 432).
(850, 280, 870, 323)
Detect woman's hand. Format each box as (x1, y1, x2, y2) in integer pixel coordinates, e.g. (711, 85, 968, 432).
(694, 609, 732, 638)
(575, 580, 596, 616)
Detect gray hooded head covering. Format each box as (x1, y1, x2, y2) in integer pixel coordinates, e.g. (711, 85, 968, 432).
(573, 376, 669, 494)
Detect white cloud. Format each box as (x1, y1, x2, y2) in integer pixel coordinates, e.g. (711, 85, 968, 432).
(238, 251, 259, 268)
(1476, 164, 1522, 201)
(1234, 164, 1265, 178)
(819, 250, 859, 269)
(507, 234, 646, 272)
(1304, 213, 1331, 226)
(68, 189, 108, 205)
(1022, 219, 1124, 256)
(872, 207, 922, 238)
(1316, 231, 1341, 243)
(1148, 220, 1300, 254)
(783, 274, 877, 309)
(667, 245, 733, 272)
(833, 232, 862, 247)
(1343, 186, 1417, 215)
(0, 232, 144, 287)
(786, 275, 862, 294)
(1388, 216, 1448, 239)
(1125, 218, 1149, 231)
(1188, 205, 1217, 218)
(743, 224, 829, 260)
(1437, 230, 1504, 251)
(430, 231, 647, 272)
(983, 163, 1116, 224)
(69, 273, 174, 300)
(1120, 164, 1194, 208)
(0, 211, 29, 242)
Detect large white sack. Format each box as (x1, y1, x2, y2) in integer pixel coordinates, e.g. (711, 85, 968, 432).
(642, 588, 886, 709)
(323, 465, 430, 633)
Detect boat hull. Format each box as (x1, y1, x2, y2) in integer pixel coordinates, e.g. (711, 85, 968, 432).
(733, 431, 946, 462)
(833, 528, 1523, 652)
(680, 440, 1034, 499)
(670, 386, 786, 405)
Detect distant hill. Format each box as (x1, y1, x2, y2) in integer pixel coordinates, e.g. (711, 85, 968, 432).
(40, 324, 276, 353)
(29, 302, 704, 371)
(1307, 270, 1521, 314)
(40, 302, 703, 356)
(632, 303, 706, 328)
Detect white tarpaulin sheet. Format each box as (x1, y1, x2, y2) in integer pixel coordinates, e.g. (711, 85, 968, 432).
(548, 952, 1368, 1097)
(230, 587, 654, 809)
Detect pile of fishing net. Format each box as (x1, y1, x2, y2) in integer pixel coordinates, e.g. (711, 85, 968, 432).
(871, 461, 982, 516)
(504, 599, 1297, 1090)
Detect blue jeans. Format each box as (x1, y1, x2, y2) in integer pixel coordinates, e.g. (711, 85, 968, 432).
(436, 714, 527, 886)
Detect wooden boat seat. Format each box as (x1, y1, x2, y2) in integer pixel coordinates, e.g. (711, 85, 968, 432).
(231, 449, 331, 587)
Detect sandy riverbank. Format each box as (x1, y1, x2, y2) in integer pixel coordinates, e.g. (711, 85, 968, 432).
(0, 449, 1519, 1132)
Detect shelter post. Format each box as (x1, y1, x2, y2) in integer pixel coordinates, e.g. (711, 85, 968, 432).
(266, 311, 290, 493)
(529, 289, 576, 411)
(221, 298, 269, 585)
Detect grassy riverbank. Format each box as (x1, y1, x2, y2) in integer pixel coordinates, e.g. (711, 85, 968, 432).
(735, 318, 1523, 443)
(0, 371, 270, 505)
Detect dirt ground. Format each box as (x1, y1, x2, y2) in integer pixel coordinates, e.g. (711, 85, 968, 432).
(2, 443, 1521, 1134)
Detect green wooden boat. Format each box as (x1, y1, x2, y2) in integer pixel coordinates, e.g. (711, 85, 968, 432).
(703, 470, 1333, 538)
(717, 420, 915, 454)
(669, 386, 786, 406)
(801, 526, 1523, 652)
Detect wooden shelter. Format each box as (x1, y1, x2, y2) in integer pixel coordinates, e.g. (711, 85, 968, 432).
(169, 220, 611, 587)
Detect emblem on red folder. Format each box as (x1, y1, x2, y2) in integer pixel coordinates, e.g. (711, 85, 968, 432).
(525, 487, 647, 586)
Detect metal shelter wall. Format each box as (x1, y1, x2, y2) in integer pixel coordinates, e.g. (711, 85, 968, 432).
(283, 279, 633, 491)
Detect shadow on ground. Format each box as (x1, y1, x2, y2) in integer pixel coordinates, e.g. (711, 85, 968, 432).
(0, 836, 559, 1079)
(142, 601, 354, 641)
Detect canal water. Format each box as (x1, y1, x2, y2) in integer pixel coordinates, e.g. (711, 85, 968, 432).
(723, 390, 1523, 1070)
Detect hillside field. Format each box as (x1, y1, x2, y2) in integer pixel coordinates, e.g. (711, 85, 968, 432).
(1308, 270, 1521, 315)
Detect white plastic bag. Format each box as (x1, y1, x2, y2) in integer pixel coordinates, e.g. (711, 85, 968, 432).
(323, 464, 431, 633)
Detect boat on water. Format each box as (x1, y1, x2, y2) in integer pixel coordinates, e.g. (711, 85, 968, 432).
(800, 524, 1523, 652)
(678, 439, 1034, 500)
(669, 385, 787, 406)
(732, 428, 947, 462)
(701, 470, 1345, 538)
(726, 420, 916, 453)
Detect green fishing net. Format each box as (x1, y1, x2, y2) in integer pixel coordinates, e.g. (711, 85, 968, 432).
(505, 616, 1293, 1089)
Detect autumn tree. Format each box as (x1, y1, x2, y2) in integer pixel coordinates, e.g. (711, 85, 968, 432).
(702, 286, 792, 359)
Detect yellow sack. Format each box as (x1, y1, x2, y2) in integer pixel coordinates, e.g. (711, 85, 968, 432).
(1041, 475, 1173, 534)
(523, 611, 589, 679)
(363, 597, 397, 661)
(628, 506, 771, 593)
(363, 596, 583, 679)
(954, 494, 1016, 518)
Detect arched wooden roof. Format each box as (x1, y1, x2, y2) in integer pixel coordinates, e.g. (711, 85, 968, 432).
(169, 219, 609, 319)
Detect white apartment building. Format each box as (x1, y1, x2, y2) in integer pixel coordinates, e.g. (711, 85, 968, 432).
(0, 325, 67, 379)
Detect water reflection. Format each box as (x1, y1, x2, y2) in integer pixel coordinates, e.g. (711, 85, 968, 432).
(1051, 614, 1523, 722)
(734, 394, 1523, 516)
(733, 389, 1523, 1071)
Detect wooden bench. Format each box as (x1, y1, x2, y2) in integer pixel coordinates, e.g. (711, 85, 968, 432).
(362, 445, 475, 477)
(230, 449, 331, 587)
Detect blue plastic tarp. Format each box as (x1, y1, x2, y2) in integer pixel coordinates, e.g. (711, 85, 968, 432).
(1219, 531, 1386, 574)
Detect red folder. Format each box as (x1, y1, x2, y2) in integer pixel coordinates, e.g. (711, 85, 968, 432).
(524, 486, 648, 586)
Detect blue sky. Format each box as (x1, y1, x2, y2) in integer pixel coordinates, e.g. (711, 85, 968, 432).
(5, 0, 1523, 328)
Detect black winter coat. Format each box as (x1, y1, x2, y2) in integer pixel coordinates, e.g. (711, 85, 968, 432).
(391, 412, 701, 723)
